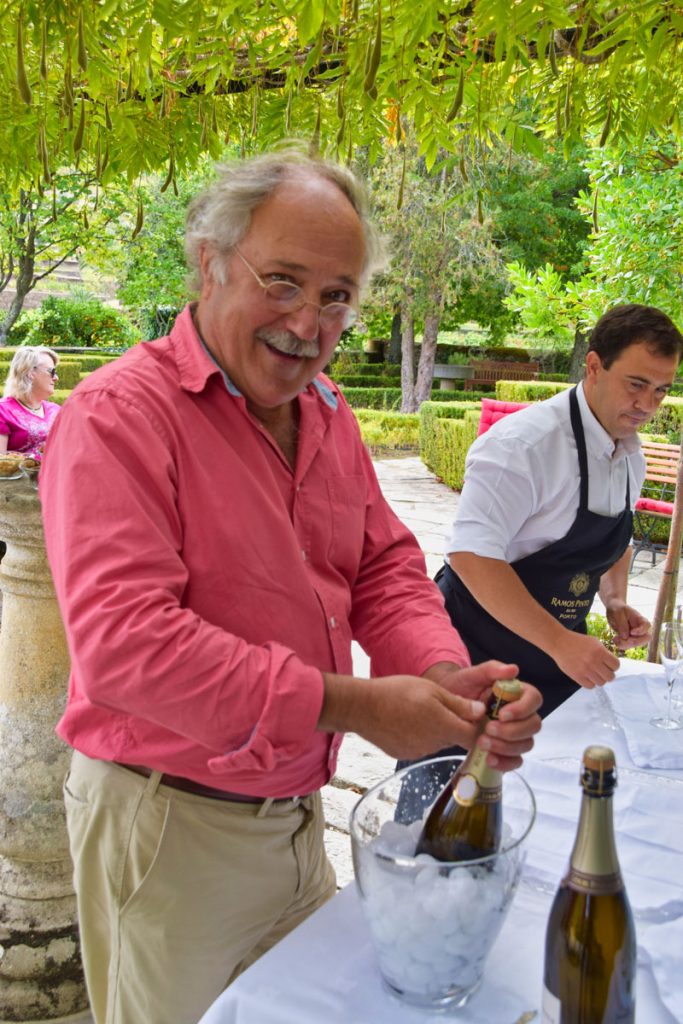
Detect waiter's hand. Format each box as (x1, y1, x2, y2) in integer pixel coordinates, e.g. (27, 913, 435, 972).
(604, 600, 651, 650)
(554, 630, 620, 688)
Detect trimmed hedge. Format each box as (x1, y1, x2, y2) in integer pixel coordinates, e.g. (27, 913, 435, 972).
(333, 374, 400, 387)
(340, 387, 403, 410)
(353, 409, 420, 450)
(330, 362, 384, 377)
(329, 361, 403, 378)
(53, 361, 82, 388)
(50, 389, 72, 405)
(340, 386, 486, 409)
(429, 389, 491, 402)
(419, 402, 480, 490)
(496, 380, 571, 401)
(60, 353, 119, 372)
(647, 396, 683, 436)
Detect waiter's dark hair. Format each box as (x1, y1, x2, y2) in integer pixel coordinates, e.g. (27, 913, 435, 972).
(588, 303, 683, 369)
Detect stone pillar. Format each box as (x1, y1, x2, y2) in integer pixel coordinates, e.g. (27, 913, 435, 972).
(0, 476, 88, 1022)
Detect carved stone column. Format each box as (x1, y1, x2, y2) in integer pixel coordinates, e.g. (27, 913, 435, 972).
(0, 476, 89, 1022)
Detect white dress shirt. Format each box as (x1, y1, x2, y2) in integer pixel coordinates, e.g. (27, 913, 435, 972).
(447, 384, 646, 564)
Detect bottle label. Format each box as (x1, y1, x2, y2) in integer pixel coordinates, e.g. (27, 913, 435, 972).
(453, 773, 501, 807)
(541, 985, 561, 1024)
(566, 866, 623, 895)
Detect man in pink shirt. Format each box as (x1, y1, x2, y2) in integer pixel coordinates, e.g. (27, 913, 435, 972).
(40, 150, 542, 1024)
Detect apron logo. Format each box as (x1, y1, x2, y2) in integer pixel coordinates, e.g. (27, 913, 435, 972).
(569, 572, 590, 597)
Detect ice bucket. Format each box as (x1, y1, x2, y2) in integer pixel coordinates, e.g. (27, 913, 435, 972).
(350, 756, 536, 1011)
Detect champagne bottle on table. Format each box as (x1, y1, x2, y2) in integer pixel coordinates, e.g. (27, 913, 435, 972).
(414, 678, 523, 862)
(542, 746, 636, 1024)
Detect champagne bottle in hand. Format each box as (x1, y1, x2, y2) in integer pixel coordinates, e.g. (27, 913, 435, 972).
(414, 678, 523, 862)
(542, 746, 636, 1024)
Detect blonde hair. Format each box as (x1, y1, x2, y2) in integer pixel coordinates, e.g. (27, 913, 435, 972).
(3, 346, 59, 402)
(185, 147, 385, 292)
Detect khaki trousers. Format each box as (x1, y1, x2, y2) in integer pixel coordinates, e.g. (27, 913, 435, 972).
(63, 751, 336, 1024)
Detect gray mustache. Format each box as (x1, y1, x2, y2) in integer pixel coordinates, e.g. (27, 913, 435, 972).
(256, 328, 320, 359)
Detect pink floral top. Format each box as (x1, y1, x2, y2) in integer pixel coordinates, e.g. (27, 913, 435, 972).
(0, 396, 61, 458)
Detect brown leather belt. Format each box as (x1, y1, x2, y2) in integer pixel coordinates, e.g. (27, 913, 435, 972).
(116, 763, 303, 804)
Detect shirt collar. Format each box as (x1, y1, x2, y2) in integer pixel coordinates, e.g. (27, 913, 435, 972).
(576, 381, 640, 461)
(169, 302, 339, 412)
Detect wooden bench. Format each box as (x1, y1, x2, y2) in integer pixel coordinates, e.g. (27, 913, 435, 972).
(631, 440, 680, 568)
(463, 359, 539, 392)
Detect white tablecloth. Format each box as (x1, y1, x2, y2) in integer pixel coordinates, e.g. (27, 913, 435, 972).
(198, 662, 683, 1024)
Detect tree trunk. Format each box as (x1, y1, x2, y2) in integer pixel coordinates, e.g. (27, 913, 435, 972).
(0, 220, 36, 346)
(568, 326, 588, 382)
(387, 307, 402, 364)
(415, 310, 441, 407)
(400, 304, 416, 413)
(647, 423, 683, 661)
(0, 283, 31, 345)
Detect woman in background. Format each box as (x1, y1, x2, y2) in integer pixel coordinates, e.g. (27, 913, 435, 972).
(0, 346, 61, 458)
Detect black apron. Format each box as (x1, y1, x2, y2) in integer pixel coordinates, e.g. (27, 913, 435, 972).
(438, 386, 633, 719)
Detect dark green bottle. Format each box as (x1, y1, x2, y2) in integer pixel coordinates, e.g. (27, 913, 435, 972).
(542, 745, 636, 1023)
(414, 679, 523, 862)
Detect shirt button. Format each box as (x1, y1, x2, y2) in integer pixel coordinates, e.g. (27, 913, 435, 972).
(302, 549, 307, 561)
(329, 615, 337, 628)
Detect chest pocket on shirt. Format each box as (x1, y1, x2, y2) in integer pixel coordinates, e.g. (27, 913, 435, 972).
(326, 475, 368, 580)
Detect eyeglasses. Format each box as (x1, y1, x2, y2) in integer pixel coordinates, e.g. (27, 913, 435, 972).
(35, 365, 58, 379)
(234, 248, 359, 332)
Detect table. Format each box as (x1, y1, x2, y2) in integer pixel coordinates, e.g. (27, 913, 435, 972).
(198, 662, 683, 1023)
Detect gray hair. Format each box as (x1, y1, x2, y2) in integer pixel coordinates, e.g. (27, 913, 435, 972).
(3, 346, 59, 402)
(185, 148, 385, 291)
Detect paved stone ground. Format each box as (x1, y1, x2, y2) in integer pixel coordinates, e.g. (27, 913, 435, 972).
(322, 454, 678, 889)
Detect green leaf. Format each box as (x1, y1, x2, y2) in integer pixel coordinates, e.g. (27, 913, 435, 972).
(296, 0, 326, 46)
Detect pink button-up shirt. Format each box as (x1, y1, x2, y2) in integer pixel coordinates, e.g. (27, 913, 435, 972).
(40, 306, 468, 797)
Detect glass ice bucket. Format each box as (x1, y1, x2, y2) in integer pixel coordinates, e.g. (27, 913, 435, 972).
(350, 756, 536, 1012)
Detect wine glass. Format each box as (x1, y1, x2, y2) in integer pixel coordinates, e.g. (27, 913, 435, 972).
(671, 607, 683, 719)
(652, 622, 683, 730)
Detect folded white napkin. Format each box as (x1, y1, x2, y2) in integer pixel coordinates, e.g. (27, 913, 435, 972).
(602, 671, 683, 769)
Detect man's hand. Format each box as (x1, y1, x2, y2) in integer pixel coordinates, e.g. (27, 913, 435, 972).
(553, 630, 619, 687)
(423, 660, 543, 772)
(319, 661, 542, 771)
(605, 600, 651, 650)
(319, 671, 487, 761)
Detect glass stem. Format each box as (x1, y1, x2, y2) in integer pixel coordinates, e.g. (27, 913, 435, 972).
(666, 677, 676, 723)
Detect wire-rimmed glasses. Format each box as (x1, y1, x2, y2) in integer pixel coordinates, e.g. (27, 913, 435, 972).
(234, 247, 359, 332)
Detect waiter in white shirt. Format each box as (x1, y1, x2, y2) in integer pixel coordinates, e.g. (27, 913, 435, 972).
(439, 303, 683, 718)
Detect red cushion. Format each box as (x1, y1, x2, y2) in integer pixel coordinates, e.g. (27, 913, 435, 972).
(477, 398, 530, 436)
(635, 497, 674, 516)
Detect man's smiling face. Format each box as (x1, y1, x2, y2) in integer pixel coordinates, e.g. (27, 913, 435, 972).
(195, 171, 365, 419)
